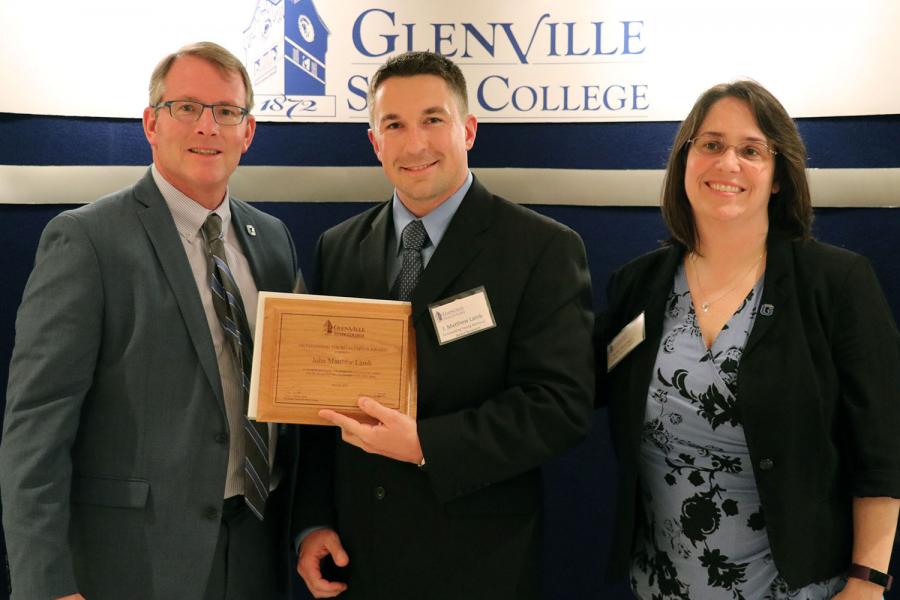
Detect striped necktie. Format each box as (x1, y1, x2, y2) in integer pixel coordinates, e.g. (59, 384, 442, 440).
(201, 213, 269, 520)
(392, 219, 428, 301)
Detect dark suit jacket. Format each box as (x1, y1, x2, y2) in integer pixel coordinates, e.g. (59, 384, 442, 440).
(298, 178, 595, 600)
(599, 233, 900, 588)
(0, 171, 300, 599)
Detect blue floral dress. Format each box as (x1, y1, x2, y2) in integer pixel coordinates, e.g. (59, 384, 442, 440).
(630, 265, 846, 600)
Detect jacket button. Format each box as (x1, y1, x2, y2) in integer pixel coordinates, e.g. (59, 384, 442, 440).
(215, 433, 228, 444)
(759, 458, 774, 471)
(204, 506, 220, 520)
(374, 486, 386, 501)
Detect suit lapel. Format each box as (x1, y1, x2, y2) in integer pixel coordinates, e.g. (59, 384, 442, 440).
(133, 171, 224, 410)
(621, 246, 683, 454)
(744, 234, 791, 355)
(359, 202, 393, 299)
(410, 179, 493, 321)
(231, 199, 269, 290)
(617, 238, 790, 456)
(625, 238, 788, 397)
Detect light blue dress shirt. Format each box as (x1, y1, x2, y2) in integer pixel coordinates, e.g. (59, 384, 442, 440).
(386, 172, 473, 290)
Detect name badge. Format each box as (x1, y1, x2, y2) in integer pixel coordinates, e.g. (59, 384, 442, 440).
(607, 311, 645, 372)
(429, 286, 497, 346)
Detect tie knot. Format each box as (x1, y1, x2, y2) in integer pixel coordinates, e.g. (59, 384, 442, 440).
(201, 213, 223, 244)
(401, 220, 428, 252)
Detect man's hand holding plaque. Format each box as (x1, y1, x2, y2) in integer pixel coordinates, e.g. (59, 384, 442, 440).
(249, 293, 417, 425)
(319, 396, 424, 465)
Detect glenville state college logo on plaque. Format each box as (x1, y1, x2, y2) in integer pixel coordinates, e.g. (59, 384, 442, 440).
(244, 0, 335, 119)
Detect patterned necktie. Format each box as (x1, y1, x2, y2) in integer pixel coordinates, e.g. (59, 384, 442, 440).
(201, 213, 269, 520)
(393, 219, 428, 301)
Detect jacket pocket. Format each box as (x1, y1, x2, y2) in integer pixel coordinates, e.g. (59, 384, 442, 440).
(71, 474, 150, 509)
(443, 475, 540, 516)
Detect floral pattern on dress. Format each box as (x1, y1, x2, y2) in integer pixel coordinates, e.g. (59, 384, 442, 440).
(630, 266, 844, 600)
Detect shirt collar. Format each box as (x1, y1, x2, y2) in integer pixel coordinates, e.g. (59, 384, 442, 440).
(151, 164, 232, 243)
(391, 171, 473, 255)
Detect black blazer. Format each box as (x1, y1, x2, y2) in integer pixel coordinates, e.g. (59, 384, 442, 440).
(599, 234, 900, 589)
(298, 178, 595, 600)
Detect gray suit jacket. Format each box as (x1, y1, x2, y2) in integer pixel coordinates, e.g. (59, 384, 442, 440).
(0, 171, 299, 599)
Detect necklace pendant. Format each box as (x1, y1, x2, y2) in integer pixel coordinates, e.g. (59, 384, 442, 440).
(701, 302, 711, 313)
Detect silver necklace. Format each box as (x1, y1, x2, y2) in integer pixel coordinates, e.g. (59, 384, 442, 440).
(690, 251, 764, 313)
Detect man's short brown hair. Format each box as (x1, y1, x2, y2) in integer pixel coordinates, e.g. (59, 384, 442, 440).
(367, 51, 468, 125)
(149, 41, 254, 110)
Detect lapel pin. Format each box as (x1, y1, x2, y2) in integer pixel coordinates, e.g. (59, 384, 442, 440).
(760, 304, 774, 316)
(246, 224, 257, 237)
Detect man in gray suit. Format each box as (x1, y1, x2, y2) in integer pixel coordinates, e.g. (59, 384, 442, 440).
(0, 42, 300, 599)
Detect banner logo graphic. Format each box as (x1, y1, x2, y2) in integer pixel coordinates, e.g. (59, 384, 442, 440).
(244, 0, 337, 119)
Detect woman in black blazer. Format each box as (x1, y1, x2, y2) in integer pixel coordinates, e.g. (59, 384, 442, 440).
(599, 80, 900, 599)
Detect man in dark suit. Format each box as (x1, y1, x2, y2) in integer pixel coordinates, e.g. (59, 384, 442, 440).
(296, 51, 595, 600)
(0, 42, 300, 599)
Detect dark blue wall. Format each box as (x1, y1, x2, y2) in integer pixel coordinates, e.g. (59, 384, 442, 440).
(3, 113, 900, 169)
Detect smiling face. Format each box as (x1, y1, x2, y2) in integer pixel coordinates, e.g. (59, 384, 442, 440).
(367, 74, 477, 217)
(684, 96, 779, 235)
(143, 54, 255, 209)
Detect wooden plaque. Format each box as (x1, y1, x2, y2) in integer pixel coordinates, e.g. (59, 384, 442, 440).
(249, 293, 417, 425)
